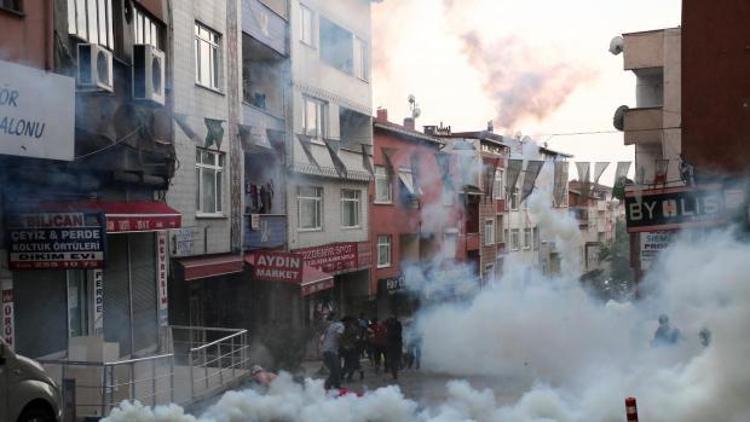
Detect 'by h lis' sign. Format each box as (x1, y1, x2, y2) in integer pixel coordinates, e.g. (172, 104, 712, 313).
(625, 185, 731, 233)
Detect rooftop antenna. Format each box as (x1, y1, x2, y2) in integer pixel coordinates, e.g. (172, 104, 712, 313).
(408, 94, 421, 119)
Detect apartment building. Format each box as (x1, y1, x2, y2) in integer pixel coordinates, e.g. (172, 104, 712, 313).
(285, 0, 375, 322)
(568, 182, 619, 273)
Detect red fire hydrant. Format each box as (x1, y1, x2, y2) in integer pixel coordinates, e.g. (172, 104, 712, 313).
(625, 397, 639, 421)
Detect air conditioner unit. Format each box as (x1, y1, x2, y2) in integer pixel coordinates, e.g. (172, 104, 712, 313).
(77, 43, 114, 92)
(132, 44, 166, 105)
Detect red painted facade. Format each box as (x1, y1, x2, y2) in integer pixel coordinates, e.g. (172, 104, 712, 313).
(369, 113, 462, 298)
(0, 0, 52, 70)
(682, 0, 750, 176)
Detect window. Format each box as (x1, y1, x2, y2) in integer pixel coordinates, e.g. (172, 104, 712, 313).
(496, 216, 504, 243)
(503, 229, 509, 245)
(1, 0, 22, 13)
(304, 97, 326, 142)
(524, 228, 532, 250)
(377, 235, 392, 268)
(484, 219, 495, 246)
(320, 17, 353, 74)
(195, 148, 225, 214)
(340, 189, 361, 227)
(375, 166, 392, 203)
(67, 0, 114, 49)
(494, 169, 504, 199)
(443, 230, 458, 258)
(353, 37, 367, 80)
(509, 188, 519, 210)
(297, 186, 323, 230)
(533, 227, 540, 250)
(511, 229, 520, 251)
(442, 184, 454, 206)
(398, 168, 417, 197)
(300, 4, 314, 46)
(134, 7, 160, 48)
(195, 22, 221, 90)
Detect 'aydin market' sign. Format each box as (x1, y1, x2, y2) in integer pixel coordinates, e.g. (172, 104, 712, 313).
(625, 184, 744, 233)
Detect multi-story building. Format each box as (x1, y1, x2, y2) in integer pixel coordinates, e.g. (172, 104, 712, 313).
(613, 27, 682, 187)
(370, 109, 452, 317)
(283, 0, 375, 323)
(568, 182, 619, 273)
(439, 129, 510, 283)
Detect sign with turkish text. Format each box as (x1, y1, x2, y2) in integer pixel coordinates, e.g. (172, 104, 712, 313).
(379, 274, 406, 295)
(92, 269, 104, 335)
(106, 215, 181, 233)
(2, 280, 14, 349)
(640, 231, 675, 270)
(625, 185, 728, 233)
(0, 60, 75, 161)
(294, 242, 358, 274)
(6, 212, 106, 270)
(171, 228, 194, 257)
(252, 251, 304, 283)
(156, 232, 168, 326)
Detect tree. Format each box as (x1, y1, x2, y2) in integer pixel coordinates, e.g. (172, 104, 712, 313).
(585, 219, 635, 301)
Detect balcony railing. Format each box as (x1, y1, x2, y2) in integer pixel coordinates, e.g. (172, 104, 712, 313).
(245, 213, 287, 250)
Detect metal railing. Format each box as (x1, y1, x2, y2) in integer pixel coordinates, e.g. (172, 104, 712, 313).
(39, 353, 174, 419)
(38, 326, 250, 419)
(169, 326, 250, 401)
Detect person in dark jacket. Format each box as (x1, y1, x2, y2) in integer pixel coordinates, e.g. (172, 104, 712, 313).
(385, 315, 403, 380)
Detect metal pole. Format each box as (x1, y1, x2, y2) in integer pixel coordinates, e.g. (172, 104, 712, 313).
(218, 342, 223, 386)
(204, 345, 209, 390)
(127, 235, 135, 356)
(170, 354, 174, 403)
(130, 362, 135, 402)
(101, 364, 107, 418)
(231, 335, 236, 378)
(189, 350, 195, 400)
(151, 359, 156, 406)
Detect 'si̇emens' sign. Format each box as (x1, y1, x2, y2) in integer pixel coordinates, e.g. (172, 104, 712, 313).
(6, 212, 106, 270)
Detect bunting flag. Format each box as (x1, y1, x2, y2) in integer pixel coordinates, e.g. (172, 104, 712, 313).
(204, 118, 225, 149)
(435, 152, 453, 190)
(238, 124, 253, 148)
(506, 159, 523, 196)
(520, 160, 545, 204)
(654, 159, 669, 185)
(482, 158, 500, 200)
(576, 162, 591, 199)
(410, 153, 422, 196)
(296, 134, 321, 170)
(553, 161, 569, 207)
(381, 147, 397, 176)
(362, 144, 374, 178)
(173, 113, 201, 144)
(323, 138, 348, 178)
(593, 162, 610, 186)
(612, 161, 631, 200)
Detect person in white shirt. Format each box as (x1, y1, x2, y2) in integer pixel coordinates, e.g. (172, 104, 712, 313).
(321, 313, 345, 389)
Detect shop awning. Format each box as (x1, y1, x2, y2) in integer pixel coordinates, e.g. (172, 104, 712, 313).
(177, 254, 245, 282)
(38, 200, 182, 233)
(300, 265, 335, 296)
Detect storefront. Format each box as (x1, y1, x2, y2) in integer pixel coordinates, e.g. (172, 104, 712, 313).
(3, 201, 180, 359)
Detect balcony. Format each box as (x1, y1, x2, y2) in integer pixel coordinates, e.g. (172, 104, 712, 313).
(496, 199, 507, 213)
(465, 233, 481, 251)
(623, 107, 664, 145)
(623, 30, 665, 71)
(244, 214, 287, 250)
(242, 0, 288, 56)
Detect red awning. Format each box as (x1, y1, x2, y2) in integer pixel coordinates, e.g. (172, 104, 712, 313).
(300, 265, 335, 296)
(39, 200, 182, 233)
(177, 254, 244, 282)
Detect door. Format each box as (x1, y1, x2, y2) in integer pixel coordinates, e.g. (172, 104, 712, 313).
(0, 340, 7, 422)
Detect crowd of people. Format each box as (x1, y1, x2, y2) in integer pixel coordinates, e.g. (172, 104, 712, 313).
(319, 312, 422, 390)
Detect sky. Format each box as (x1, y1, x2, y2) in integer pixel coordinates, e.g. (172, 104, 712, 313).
(371, 0, 682, 184)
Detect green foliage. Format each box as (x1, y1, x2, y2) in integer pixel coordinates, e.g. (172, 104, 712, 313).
(586, 219, 635, 301)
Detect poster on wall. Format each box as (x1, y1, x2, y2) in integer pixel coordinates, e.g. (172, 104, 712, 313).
(640, 231, 675, 270)
(6, 212, 106, 270)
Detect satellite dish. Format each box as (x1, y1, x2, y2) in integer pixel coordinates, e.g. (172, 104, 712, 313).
(413, 107, 422, 119)
(609, 36, 624, 55)
(613, 105, 629, 131)
(408, 94, 416, 104)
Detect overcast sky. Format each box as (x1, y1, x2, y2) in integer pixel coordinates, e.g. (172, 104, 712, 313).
(371, 0, 682, 184)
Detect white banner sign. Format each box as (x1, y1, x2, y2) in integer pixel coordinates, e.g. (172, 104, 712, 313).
(1, 278, 14, 350)
(0, 60, 75, 161)
(640, 231, 674, 270)
(157, 231, 169, 326)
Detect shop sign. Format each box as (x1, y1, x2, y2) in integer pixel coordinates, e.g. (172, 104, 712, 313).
(294, 242, 358, 273)
(2, 284, 14, 349)
(640, 231, 674, 270)
(6, 212, 106, 270)
(92, 269, 104, 336)
(106, 215, 180, 233)
(0, 60, 75, 161)
(252, 251, 303, 283)
(625, 185, 728, 233)
(379, 274, 406, 295)
(301, 278, 335, 296)
(156, 232, 168, 326)
(172, 228, 194, 257)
